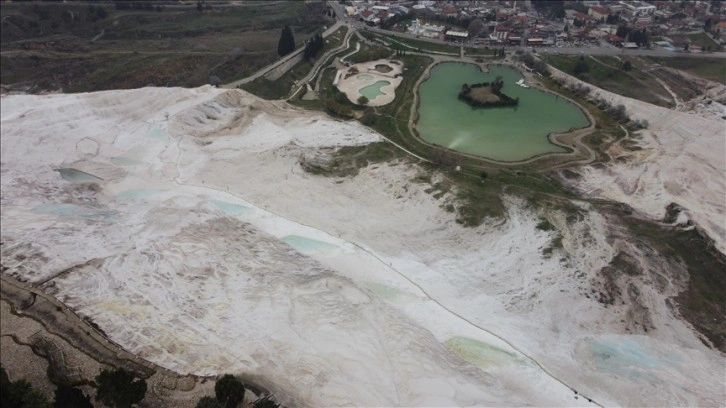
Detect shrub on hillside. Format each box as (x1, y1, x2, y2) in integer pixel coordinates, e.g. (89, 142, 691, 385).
(95, 368, 147, 408)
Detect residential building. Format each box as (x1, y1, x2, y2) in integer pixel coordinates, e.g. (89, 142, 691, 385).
(620, 1, 656, 20)
(588, 5, 610, 20)
(445, 30, 469, 41)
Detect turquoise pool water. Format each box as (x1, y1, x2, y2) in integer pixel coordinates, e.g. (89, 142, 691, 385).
(116, 189, 166, 200)
(33, 203, 115, 220)
(445, 336, 524, 368)
(146, 124, 169, 142)
(357, 74, 374, 80)
(212, 200, 249, 215)
(110, 157, 144, 166)
(282, 235, 338, 254)
(57, 168, 103, 183)
(359, 80, 391, 100)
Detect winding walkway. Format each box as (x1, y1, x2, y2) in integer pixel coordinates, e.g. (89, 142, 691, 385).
(223, 21, 344, 89)
(288, 26, 355, 100)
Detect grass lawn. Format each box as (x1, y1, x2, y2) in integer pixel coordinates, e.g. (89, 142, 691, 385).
(359, 30, 460, 54)
(669, 33, 723, 51)
(688, 32, 723, 50)
(324, 26, 349, 51)
(464, 47, 498, 57)
(646, 56, 726, 84)
(543, 54, 673, 107)
(242, 59, 314, 100)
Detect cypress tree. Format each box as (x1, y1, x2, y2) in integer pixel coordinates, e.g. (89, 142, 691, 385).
(317, 34, 324, 53)
(278, 25, 295, 57)
(303, 38, 312, 59)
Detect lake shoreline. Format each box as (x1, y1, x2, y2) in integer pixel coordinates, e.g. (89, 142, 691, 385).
(409, 59, 596, 167)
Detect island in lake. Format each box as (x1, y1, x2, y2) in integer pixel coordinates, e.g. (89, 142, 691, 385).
(458, 76, 519, 108)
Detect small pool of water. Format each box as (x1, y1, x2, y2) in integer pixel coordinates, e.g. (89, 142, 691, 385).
(282, 235, 338, 254)
(357, 74, 374, 80)
(363, 282, 418, 302)
(57, 168, 103, 183)
(116, 189, 166, 200)
(33, 203, 115, 220)
(212, 200, 249, 215)
(585, 337, 677, 371)
(444, 336, 523, 368)
(110, 157, 144, 166)
(359, 80, 391, 100)
(146, 124, 169, 142)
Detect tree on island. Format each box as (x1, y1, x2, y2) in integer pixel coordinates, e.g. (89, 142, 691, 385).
(491, 75, 504, 92)
(459, 79, 518, 108)
(277, 25, 295, 57)
(357, 95, 369, 105)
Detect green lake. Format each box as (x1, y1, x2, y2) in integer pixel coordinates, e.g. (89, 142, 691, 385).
(416, 63, 589, 161)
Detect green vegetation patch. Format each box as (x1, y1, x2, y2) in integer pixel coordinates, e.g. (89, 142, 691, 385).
(444, 336, 523, 368)
(543, 55, 673, 107)
(301, 141, 407, 178)
(646, 56, 726, 85)
(359, 30, 459, 54)
(242, 59, 314, 100)
(0, 1, 327, 92)
(242, 27, 348, 100)
(615, 210, 726, 352)
(669, 33, 723, 52)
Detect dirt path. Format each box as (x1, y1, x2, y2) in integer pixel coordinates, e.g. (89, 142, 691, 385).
(587, 55, 680, 109)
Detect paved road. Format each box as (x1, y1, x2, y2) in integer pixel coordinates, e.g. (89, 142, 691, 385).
(230, 1, 723, 92)
(362, 24, 726, 59)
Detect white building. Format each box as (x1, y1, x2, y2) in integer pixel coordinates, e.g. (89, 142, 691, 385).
(619, 1, 656, 19)
(408, 19, 445, 38)
(390, 5, 409, 15)
(445, 30, 468, 41)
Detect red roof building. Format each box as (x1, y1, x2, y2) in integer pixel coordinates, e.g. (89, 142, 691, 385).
(607, 34, 624, 44)
(588, 6, 610, 20)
